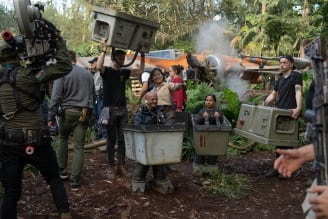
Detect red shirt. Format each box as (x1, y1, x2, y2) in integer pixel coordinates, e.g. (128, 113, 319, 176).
(172, 76, 187, 111)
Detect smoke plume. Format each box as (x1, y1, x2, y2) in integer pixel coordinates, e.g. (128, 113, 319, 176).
(194, 20, 249, 100)
(195, 20, 233, 56)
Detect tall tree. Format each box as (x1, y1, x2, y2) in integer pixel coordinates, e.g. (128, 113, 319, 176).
(2, 0, 326, 56)
(0, 5, 17, 33)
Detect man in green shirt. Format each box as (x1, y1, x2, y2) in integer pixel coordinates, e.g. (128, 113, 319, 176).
(0, 31, 72, 219)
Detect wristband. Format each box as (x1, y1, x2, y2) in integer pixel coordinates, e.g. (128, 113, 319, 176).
(102, 50, 106, 54)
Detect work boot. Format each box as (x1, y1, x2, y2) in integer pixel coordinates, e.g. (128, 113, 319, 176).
(106, 165, 116, 180)
(150, 178, 174, 194)
(70, 176, 81, 191)
(59, 168, 69, 180)
(59, 212, 72, 219)
(116, 165, 130, 177)
(132, 179, 147, 193)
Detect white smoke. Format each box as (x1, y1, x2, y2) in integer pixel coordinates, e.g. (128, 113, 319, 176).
(194, 20, 250, 100)
(195, 20, 235, 56)
(226, 75, 249, 101)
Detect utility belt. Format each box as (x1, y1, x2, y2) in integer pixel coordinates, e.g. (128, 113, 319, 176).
(65, 107, 83, 112)
(65, 107, 90, 122)
(108, 106, 126, 111)
(0, 128, 51, 155)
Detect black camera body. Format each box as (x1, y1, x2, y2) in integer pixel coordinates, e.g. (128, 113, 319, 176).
(2, 1, 60, 67)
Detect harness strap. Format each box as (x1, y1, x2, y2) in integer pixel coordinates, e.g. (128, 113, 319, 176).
(1, 110, 18, 121)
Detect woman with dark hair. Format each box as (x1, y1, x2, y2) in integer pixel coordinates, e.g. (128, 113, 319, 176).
(193, 94, 224, 176)
(169, 65, 187, 112)
(150, 68, 184, 124)
(196, 94, 223, 125)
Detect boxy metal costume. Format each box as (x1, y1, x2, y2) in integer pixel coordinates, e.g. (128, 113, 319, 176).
(132, 104, 174, 194)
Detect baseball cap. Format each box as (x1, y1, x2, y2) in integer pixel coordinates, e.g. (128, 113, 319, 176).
(88, 57, 98, 64)
(280, 55, 296, 69)
(280, 55, 294, 63)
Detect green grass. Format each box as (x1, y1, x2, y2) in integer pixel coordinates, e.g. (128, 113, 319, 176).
(202, 170, 253, 199)
(252, 143, 275, 152)
(227, 134, 275, 156)
(85, 127, 95, 144)
(182, 136, 195, 161)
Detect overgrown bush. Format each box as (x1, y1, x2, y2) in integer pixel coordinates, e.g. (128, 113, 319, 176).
(185, 82, 240, 126)
(182, 136, 195, 161)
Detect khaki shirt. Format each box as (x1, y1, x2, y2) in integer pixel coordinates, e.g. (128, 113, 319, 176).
(152, 82, 181, 106)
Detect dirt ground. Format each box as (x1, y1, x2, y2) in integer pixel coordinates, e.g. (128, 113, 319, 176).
(17, 148, 315, 219)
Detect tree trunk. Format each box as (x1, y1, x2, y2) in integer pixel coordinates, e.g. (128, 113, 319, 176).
(300, 0, 310, 57)
(261, 1, 266, 14)
(69, 139, 107, 151)
(260, 1, 266, 32)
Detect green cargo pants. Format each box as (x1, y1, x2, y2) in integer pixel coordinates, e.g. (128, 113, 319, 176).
(57, 110, 88, 179)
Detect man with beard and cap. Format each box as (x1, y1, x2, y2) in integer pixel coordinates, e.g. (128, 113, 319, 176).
(264, 54, 303, 178)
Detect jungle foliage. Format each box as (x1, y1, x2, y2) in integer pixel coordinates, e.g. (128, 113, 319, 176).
(186, 82, 240, 126)
(0, 0, 323, 201)
(0, 0, 327, 57)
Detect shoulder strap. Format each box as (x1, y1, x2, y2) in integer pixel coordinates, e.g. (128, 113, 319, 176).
(0, 66, 19, 86)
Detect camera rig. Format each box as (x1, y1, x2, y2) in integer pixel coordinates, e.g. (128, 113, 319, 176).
(1, 0, 60, 70)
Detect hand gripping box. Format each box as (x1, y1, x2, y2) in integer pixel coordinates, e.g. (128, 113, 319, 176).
(234, 104, 299, 146)
(122, 123, 185, 165)
(192, 114, 232, 156)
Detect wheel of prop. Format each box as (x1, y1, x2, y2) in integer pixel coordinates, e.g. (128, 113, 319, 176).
(13, 0, 41, 37)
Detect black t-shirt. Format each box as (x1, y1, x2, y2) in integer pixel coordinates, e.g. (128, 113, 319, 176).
(274, 70, 303, 109)
(197, 107, 223, 124)
(101, 67, 130, 107)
